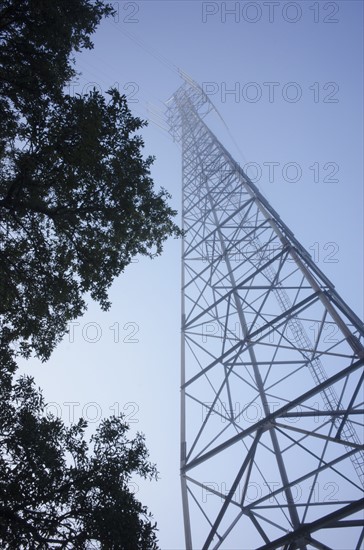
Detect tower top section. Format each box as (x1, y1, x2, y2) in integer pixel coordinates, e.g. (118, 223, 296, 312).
(165, 71, 216, 142)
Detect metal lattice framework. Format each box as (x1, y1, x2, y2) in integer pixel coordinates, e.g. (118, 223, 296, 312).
(166, 77, 364, 550)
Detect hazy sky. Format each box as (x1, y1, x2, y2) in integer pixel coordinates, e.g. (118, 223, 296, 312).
(19, 2, 363, 548)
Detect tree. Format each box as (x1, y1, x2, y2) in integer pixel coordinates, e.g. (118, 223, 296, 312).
(0, 1, 178, 546)
(0, 0, 180, 369)
(0, 374, 159, 549)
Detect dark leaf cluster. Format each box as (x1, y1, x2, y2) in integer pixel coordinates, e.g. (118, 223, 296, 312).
(0, 0, 181, 368)
(0, 374, 159, 549)
(0, 0, 178, 547)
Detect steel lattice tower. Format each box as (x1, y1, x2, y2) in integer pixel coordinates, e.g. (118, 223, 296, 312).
(166, 77, 364, 550)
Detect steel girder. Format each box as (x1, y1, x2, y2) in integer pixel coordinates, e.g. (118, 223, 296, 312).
(166, 80, 364, 550)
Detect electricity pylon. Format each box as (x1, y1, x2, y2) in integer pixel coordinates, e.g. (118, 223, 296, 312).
(166, 76, 364, 550)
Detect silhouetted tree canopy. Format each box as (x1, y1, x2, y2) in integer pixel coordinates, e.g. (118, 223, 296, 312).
(0, 0, 179, 546)
(0, 374, 159, 549)
(0, 0, 180, 370)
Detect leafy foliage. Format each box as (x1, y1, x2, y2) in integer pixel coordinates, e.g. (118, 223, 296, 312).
(0, 375, 159, 549)
(0, 0, 178, 546)
(0, 0, 180, 368)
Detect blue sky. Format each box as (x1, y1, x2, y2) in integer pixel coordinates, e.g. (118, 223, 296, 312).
(19, 2, 363, 548)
